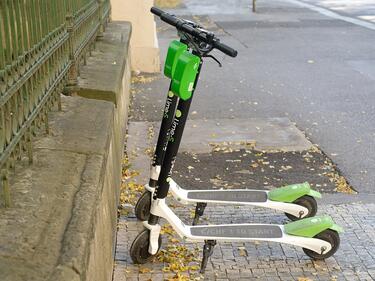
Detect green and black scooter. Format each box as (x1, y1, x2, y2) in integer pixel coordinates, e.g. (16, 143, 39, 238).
(136, 18, 322, 225)
(130, 7, 343, 273)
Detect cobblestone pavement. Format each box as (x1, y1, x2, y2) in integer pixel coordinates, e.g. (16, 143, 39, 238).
(114, 199, 375, 281)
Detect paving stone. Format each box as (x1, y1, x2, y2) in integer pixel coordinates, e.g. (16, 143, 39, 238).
(239, 269, 253, 278)
(150, 274, 164, 281)
(114, 146, 375, 281)
(120, 94, 360, 279)
(138, 273, 152, 281)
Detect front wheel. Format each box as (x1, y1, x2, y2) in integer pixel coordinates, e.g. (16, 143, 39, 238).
(285, 195, 317, 221)
(130, 229, 162, 264)
(135, 191, 152, 221)
(303, 229, 340, 259)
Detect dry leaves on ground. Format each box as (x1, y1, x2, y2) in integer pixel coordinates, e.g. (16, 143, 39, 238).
(120, 157, 143, 206)
(313, 147, 356, 194)
(155, 0, 181, 8)
(158, 224, 202, 280)
(131, 75, 158, 84)
(209, 141, 255, 153)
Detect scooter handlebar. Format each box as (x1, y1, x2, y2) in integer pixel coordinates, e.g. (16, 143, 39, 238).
(150, 7, 238, 58)
(150, 7, 163, 17)
(151, 7, 180, 27)
(213, 40, 238, 58)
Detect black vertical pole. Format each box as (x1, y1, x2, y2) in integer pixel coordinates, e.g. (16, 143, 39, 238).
(149, 85, 179, 188)
(149, 39, 190, 188)
(154, 57, 203, 200)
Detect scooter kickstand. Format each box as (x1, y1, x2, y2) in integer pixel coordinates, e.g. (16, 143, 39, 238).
(193, 202, 207, 225)
(200, 240, 216, 273)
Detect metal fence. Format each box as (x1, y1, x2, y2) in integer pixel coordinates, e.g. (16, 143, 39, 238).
(0, 0, 110, 207)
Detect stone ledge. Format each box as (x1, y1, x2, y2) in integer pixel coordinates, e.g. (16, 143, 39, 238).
(0, 21, 132, 281)
(78, 21, 132, 105)
(0, 96, 114, 281)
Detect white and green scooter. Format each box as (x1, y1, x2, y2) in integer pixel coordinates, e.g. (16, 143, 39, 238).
(130, 8, 343, 273)
(135, 34, 321, 225)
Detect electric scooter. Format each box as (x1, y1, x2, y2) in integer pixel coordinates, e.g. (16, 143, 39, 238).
(130, 7, 343, 273)
(135, 29, 321, 225)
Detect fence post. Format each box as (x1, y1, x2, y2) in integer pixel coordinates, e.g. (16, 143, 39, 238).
(98, 0, 105, 38)
(2, 169, 11, 207)
(66, 2, 78, 95)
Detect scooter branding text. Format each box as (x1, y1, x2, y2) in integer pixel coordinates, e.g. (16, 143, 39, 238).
(168, 118, 179, 143)
(164, 95, 173, 119)
(193, 226, 281, 238)
(168, 156, 176, 180)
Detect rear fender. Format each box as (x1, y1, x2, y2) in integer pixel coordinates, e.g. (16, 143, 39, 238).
(284, 215, 344, 238)
(268, 182, 321, 203)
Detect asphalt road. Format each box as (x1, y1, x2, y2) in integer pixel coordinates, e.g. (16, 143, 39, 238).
(140, 0, 375, 194)
(300, 0, 375, 24)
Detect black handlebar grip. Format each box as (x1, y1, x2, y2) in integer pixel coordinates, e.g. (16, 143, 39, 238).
(150, 7, 164, 17)
(214, 41, 238, 58)
(150, 6, 238, 58)
(150, 7, 179, 27)
(160, 13, 180, 27)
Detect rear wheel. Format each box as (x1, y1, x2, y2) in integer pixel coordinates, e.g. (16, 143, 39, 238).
(285, 195, 317, 221)
(130, 229, 162, 264)
(303, 229, 340, 259)
(135, 191, 151, 221)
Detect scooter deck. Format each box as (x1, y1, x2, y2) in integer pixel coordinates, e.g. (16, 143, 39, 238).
(187, 190, 267, 203)
(190, 224, 282, 238)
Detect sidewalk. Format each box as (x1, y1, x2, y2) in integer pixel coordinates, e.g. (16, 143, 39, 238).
(113, 0, 375, 280)
(113, 118, 375, 281)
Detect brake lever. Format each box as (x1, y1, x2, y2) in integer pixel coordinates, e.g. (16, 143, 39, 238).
(183, 19, 202, 28)
(204, 54, 222, 67)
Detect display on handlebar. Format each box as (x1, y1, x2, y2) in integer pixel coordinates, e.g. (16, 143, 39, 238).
(150, 7, 238, 58)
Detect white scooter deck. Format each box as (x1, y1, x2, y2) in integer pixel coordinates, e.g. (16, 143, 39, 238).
(145, 179, 309, 218)
(146, 198, 332, 255)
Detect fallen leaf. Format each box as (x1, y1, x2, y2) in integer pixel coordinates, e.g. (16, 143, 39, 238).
(139, 267, 152, 273)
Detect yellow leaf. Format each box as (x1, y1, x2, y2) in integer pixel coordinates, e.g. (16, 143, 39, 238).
(298, 278, 313, 281)
(190, 265, 200, 271)
(162, 266, 171, 272)
(139, 267, 151, 273)
(239, 248, 247, 256)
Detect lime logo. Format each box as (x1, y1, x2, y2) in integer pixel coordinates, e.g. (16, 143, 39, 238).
(176, 110, 182, 118)
(164, 95, 173, 118)
(168, 91, 174, 98)
(188, 82, 194, 92)
(166, 177, 171, 183)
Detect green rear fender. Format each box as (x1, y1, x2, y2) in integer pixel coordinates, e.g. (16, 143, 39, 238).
(284, 215, 344, 238)
(268, 182, 322, 203)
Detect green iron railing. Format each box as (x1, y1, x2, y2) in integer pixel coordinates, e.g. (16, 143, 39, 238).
(0, 0, 110, 207)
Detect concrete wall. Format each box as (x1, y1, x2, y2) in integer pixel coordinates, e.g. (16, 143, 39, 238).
(0, 22, 132, 281)
(111, 0, 161, 73)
